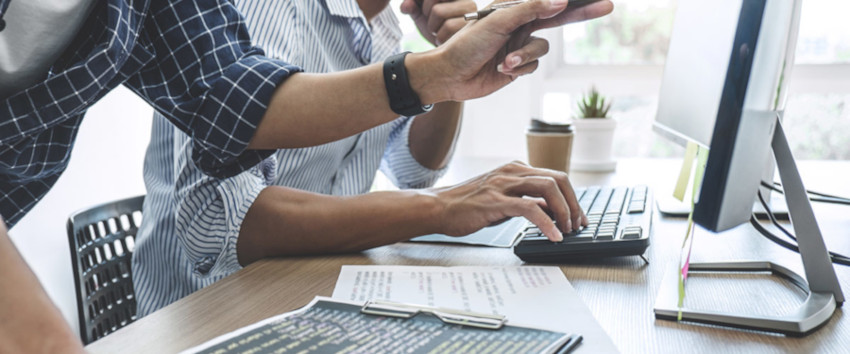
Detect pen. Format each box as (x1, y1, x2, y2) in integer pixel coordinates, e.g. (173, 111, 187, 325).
(464, 0, 526, 21)
(555, 334, 583, 354)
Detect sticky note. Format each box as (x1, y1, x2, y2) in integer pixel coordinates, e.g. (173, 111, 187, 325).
(673, 142, 699, 202)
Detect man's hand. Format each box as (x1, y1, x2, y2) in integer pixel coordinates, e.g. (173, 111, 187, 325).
(428, 161, 588, 242)
(400, 0, 477, 46)
(407, 0, 614, 104)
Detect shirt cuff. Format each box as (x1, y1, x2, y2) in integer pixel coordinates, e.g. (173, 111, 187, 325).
(192, 56, 301, 179)
(184, 164, 270, 278)
(380, 116, 448, 189)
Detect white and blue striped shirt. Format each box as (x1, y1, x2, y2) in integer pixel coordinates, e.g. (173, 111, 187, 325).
(132, 0, 447, 317)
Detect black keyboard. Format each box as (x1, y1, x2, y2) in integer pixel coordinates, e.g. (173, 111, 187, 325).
(513, 185, 653, 262)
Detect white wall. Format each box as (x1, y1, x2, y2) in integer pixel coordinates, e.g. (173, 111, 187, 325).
(8, 86, 152, 337)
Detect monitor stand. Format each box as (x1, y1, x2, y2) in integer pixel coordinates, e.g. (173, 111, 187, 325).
(654, 120, 844, 336)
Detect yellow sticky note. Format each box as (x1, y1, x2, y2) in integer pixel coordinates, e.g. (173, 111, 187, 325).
(673, 142, 699, 202)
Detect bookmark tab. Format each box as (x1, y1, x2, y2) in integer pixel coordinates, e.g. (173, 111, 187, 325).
(673, 142, 699, 202)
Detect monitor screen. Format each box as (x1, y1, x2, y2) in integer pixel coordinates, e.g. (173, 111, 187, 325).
(653, 0, 801, 231)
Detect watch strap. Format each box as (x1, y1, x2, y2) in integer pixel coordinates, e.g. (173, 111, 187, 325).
(383, 52, 433, 116)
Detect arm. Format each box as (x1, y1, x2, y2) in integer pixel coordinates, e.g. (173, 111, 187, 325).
(247, 0, 614, 150)
(236, 161, 587, 265)
(409, 101, 463, 170)
(0, 217, 84, 353)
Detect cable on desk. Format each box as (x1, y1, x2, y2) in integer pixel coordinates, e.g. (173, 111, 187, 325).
(761, 181, 850, 206)
(749, 191, 850, 267)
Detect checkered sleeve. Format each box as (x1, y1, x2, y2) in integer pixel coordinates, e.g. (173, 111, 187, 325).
(125, 0, 301, 179)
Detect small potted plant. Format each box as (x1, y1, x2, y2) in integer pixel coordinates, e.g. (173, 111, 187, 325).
(571, 86, 617, 172)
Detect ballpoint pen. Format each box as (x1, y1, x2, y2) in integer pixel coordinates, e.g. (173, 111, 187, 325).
(464, 0, 526, 21)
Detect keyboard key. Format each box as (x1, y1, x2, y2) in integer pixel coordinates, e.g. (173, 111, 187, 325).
(605, 187, 628, 215)
(621, 226, 643, 239)
(523, 236, 549, 242)
(596, 231, 615, 240)
(579, 187, 600, 213)
(564, 234, 594, 243)
(601, 215, 619, 223)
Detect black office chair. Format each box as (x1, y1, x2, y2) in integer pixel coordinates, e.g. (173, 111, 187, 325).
(66, 195, 144, 344)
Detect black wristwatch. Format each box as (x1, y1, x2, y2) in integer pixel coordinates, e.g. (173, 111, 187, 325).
(383, 52, 433, 116)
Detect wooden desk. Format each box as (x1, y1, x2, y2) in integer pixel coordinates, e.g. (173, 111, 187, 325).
(86, 159, 850, 353)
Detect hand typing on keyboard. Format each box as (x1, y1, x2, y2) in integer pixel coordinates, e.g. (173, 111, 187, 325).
(514, 185, 653, 263)
(430, 161, 588, 242)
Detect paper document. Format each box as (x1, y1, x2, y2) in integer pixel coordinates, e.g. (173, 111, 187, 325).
(332, 265, 619, 353)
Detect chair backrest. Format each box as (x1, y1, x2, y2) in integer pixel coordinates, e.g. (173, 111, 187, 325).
(66, 195, 145, 344)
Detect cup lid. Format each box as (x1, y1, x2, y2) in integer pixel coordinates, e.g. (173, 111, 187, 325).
(528, 118, 573, 133)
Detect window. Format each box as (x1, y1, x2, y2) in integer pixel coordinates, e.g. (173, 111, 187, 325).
(543, 0, 850, 160)
(562, 0, 674, 65)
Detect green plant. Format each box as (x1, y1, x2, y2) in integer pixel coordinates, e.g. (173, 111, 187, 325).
(576, 86, 612, 118)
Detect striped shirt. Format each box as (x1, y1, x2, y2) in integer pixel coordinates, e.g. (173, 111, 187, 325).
(132, 0, 448, 317)
(0, 0, 299, 227)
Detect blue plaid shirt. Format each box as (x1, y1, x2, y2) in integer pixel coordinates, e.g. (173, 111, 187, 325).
(0, 0, 301, 228)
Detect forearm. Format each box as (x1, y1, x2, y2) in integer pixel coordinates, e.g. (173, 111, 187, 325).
(0, 221, 84, 353)
(247, 0, 614, 151)
(409, 101, 463, 170)
(248, 52, 447, 150)
(236, 186, 441, 265)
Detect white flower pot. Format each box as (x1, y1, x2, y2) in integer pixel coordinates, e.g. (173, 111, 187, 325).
(571, 118, 617, 172)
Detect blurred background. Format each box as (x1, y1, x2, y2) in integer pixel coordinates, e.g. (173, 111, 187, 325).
(8, 0, 849, 337)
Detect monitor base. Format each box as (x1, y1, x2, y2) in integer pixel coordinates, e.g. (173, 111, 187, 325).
(655, 194, 789, 220)
(654, 261, 838, 336)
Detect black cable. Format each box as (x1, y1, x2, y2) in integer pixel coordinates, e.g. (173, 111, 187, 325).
(761, 181, 850, 205)
(766, 181, 850, 201)
(750, 191, 850, 266)
(757, 190, 850, 263)
(749, 217, 850, 267)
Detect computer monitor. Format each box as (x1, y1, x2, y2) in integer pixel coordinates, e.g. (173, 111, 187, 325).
(651, 0, 844, 335)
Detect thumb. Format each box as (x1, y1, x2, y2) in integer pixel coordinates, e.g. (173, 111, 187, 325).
(531, 0, 614, 32)
(476, 0, 569, 36)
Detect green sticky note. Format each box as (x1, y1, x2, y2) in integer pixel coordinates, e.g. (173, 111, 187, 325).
(673, 142, 699, 202)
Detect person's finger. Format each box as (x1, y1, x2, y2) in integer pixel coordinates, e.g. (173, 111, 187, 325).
(421, 0, 439, 19)
(499, 162, 584, 231)
(506, 197, 563, 241)
(435, 18, 469, 45)
(500, 36, 548, 71)
(544, 170, 583, 231)
(498, 60, 539, 78)
(530, 0, 614, 32)
(427, 1, 477, 34)
(504, 176, 572, 232)
(400, 0, 421, 14)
